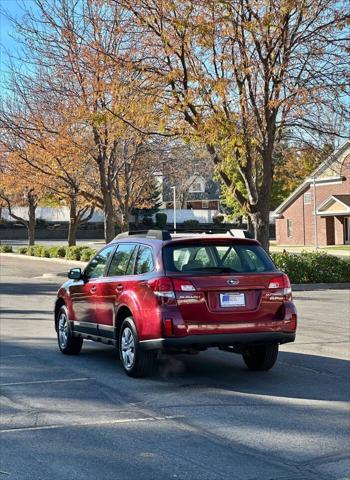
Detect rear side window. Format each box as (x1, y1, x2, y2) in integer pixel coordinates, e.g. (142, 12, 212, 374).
(107, 244, 136, 276)
(135, 246, 154, 274)
(163, 243, 275, 274)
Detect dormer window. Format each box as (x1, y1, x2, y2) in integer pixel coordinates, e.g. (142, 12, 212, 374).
(189, 176, 205, 193)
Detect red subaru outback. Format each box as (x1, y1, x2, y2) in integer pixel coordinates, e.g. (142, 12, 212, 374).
(54, 231, 297, 377)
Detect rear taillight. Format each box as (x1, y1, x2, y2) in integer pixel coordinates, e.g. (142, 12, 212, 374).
(268, 273, 292, 296)
(148, 277, 197, 301)
(148, 277, 175, 299)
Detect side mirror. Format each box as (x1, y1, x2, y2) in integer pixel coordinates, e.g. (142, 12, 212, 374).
(68, 268, 82, 280)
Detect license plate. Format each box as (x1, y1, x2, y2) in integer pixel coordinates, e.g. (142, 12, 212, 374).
(220, 292, 245, 308)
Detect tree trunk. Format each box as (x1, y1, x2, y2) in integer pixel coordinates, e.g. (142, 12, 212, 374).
(27, 222, 35, 246)
(27, 193, 37, 246)
(121, 214, 129, 232)
(121, 196, 129, 232)
(97, 155, 116, 243)
(249, 209, 270, 252)
(246, 216, 254, 236)
(68, 196, 78, 246)
(104, 195, 115, 243)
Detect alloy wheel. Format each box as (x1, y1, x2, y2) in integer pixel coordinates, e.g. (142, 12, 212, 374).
(58, 312, 68, 349)
(121, 327, 135, 369)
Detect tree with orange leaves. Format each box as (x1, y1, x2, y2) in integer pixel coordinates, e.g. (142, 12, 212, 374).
(0, 149, 46, 245)
(1, 0, 163, 242)
(119, 0, 349, 249)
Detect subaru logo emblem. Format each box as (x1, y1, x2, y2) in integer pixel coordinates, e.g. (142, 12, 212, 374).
(227, 278, 239, 286)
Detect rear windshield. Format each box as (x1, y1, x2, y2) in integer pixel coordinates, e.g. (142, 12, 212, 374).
(163, 243, 276, 274)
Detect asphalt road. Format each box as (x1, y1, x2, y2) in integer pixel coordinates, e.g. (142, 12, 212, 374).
(0, 254, 349, 480)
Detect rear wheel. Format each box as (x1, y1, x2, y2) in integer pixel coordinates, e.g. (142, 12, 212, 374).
(242, 344, 278, 371)
(119, 317, 157, 377)
(57, 306, 83, 355)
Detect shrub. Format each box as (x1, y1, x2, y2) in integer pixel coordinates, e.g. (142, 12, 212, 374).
(26, 246, 44, 256)
(48, 246, 67, 258)
(65, 245, 92, 261)
(155, 213, 167, 229)
(80, 248, 97, 262)
(65, 246, 82, 260)
(40, 247, 51, 258)
(183, 219, 200, 229)
(142, 216, 154, 227)
(18, 247, 28, 254)
(0, 245, 13, 253)
(271, 251, 350, 284)
(212, 214, 225, 225)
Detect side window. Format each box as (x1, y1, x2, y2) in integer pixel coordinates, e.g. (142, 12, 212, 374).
(135, 246, 154, 275)
(84, 246, 115, 280)
(107, 243, 136, 277)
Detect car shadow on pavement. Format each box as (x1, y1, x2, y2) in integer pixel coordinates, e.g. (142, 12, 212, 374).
(1, 339, 348, 403)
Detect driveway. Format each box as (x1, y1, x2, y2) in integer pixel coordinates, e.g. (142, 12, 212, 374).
(0, 255, 349, 480)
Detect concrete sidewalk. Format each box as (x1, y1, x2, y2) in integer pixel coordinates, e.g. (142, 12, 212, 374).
(270, 244, 350, 257)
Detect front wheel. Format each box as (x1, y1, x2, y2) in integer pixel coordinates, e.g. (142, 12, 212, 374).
(119, 317, 157, 377)
(57, 306, 83, 355)
(242, 344, 278, 371)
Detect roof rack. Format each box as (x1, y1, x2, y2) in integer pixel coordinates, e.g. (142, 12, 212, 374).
(115, 230, 172, 241)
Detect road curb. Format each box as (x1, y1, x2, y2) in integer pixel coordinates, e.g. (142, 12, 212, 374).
(0, 252, 86, 266)
(292, 283, 350, 291)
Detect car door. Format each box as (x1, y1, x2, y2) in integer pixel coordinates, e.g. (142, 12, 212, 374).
(69, 245, 115, 335)
(95, 243, 138, 339)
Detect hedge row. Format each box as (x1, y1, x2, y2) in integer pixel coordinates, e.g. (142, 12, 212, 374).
(1, 245, 349, 283)
(271, 251, 350, 284)
(12, 245, 97, 261)
(0, 245, 13, 253)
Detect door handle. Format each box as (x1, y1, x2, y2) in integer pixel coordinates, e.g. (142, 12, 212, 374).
(116, 284, 124, 292)
(90, 286, 97, 294)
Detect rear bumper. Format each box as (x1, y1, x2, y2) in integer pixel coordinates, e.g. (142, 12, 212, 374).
(139, 331, 296, 351)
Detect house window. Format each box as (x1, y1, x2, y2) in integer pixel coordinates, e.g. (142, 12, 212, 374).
(304, 193, 311, 205)
(287, 219, 293, 237)
(202, 200, 209, 209)
(189, 176, 205, 193)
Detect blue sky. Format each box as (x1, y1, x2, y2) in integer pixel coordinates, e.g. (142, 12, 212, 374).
(0, 0, 25, 55)
(0, 0, 37, 86)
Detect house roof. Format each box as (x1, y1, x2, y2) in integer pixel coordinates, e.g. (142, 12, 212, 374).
(333, 194, 350, 208)
(316, 194, 350, 215)
(273, 140, 350, 217)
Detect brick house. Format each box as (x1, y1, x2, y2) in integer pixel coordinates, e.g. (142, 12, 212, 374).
(273, 141, 350, 246)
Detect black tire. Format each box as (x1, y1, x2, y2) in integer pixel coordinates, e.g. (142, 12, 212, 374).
(56, 305, 83, 355)
(242, 344, 278, 371)
(119, 317, 157, 377)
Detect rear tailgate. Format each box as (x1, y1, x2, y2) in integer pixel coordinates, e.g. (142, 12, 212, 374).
(172, 273, 284, 325)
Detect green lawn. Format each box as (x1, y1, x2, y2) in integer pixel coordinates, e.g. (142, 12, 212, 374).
(270, 242, 350, 257)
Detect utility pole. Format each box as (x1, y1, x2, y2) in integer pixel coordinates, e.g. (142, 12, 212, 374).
(171, 186, 176, 233)
(312, 175, 319, 249)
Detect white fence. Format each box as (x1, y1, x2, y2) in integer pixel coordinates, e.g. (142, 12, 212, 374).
(2, 207, 219, 225)
(1, 207, 104, 223)
(157, 209, 219, 224)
